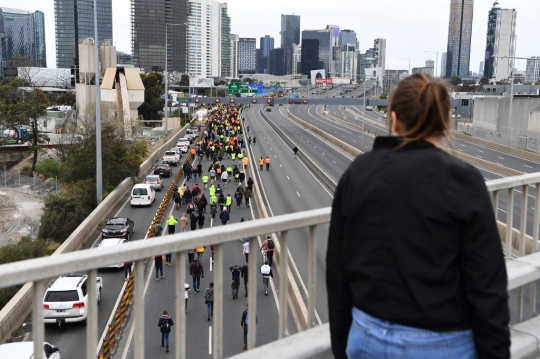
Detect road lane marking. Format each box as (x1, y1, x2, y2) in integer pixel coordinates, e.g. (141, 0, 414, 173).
(270, 148, 273, 151)
(478, 150, 484, 153)
(525, 165, 533, 169)
(476, 156, 482, 159)
(333, 160, 336, 164)
(498, 156, 505, 159)
(280, 164, 282, 167)
(296, 191, 301, 197)
(209, 326, 212, 354)
(287, 176, 290, 180)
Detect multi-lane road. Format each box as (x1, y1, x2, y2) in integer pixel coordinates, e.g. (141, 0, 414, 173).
(31, 103, 540, 356)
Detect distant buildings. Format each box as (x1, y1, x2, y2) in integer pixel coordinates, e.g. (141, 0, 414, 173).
(268, 47, 285, 76)
(55, 0, 113, 69)
(0, 7, 46, 67)
(479, 60, 484, 76)
(300, 39, 321, 77)
(281, 14, 300, 76)
(259, 35, 274, 74)
(301, 29, 332, 76)
(230, 34, 239, 78)
(445, 0, 473, 78)
(483, 4, 517, 81)
(238, 38, 256, 75)
(441, 52, 447, 77)
(526, 57, 540, 83)
(116, 51, 132, 65)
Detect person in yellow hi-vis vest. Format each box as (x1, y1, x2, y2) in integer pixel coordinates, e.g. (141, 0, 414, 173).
(243, 155, 249, 167)
(259, 157, 264, 170)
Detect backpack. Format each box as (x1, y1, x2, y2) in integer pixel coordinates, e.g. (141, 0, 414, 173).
(267, 239, 275, 249)
(160, 318, 170, 331)
(235, 191, 242, 199)
(187, 202, 195, 211)
(192, 261, 201, 273)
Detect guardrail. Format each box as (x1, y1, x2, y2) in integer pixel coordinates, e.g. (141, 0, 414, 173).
(0, 121, 193, 343)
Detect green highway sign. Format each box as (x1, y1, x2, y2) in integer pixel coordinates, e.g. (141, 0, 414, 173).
(178, 98, 191, 102)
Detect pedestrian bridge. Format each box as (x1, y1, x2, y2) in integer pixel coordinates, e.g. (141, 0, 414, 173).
(2, 172, 540, 359)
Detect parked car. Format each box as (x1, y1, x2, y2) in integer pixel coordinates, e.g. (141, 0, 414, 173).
(162, 150, 180, 166)
(0, 342, 60, 359)
(154, 163, 172, 178)
(144, 174, 163, 191)
(101, 217, 134, 240)
(43, 274, 102, 325)
(130, 184, 156, 207)
(98, 237, 129, 268)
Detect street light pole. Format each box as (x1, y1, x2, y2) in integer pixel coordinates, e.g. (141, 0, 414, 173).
(164, 23, 183, 136)
(94, 0, 102, 205)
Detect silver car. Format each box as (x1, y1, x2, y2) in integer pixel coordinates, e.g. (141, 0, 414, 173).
(144, 175, 164, 191)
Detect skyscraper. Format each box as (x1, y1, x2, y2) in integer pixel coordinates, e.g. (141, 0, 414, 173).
(131, 0, 188, 73)
(445, 0, 474, 78)
(525, 57, 540, 83)
(300, 39, 321, 77)
(230, 34, 239, 78)
(0, 7, 47, 67)
(55, 0, 113, 69)
(268, 48, 285, 76)
(479, 60, 484, 75)
(302, 29, 332, 74)
(238, 38, 256, 75)
(483, 5, 516, 81)
(259, 35, 274, 74)
(374, 38, 386, 72)
(441, 52, 447, 76)
(339, 29, 357, 50)
(281, 14, 300, 77)
(219, 3, 231, 78)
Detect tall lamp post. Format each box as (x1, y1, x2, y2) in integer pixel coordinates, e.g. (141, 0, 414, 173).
(94, 0, 102, 205)
(423, 51, 438, 77)
(492, 55, 536, 146)
(362, 58, 375, 148)
(399, 58, 411, 75)
(164, 23, 183, 136)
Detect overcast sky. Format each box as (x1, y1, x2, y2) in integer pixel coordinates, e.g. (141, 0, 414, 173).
(10, 0, 540, 73)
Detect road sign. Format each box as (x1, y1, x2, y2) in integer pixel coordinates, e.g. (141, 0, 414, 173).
(315, 78, 333, 84)
(182, 107, 188, 114)
(178, 98, 191, 103)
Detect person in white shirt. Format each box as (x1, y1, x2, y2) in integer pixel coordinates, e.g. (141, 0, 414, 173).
(260, 261, 273, 296)
(221, 171, 228, 187)
(242, 238, 250, 262)
(184, 283, 193, 313)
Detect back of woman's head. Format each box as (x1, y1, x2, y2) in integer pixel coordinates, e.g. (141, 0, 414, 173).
(388, 73, 451, 144)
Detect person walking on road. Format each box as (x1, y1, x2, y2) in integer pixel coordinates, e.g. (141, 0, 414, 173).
(184, 283, 193, 314)
(230, 265, 241, 299)
(241, 264, 249, 297)
(261, 235, 275, 266)
(204, 282, 214, 321)
(243, 155, 249, 168)
(154, 255, 165, 282)
(265, 156, 271, 171)
(190, 258, 204, 293)
(197, 212, 205, 229)
(196, 246, 205, 262)
(259, 157, 264, 170)
(244, 187, 252, 208)
(167, 215, 178, 235)
(240, 303, 257, 350)
(242, 238, 250, 263)
(260, 260, 273, 296)
(158, 310, 174, 353)
(123, 261, 133, 281)
(190, 212, 197, 231)
(220, 207, 230, 225)
(235, 188, 243, 208)
(226, 194, 233, 213)
(180, 213, 188, 232)
(247, 177, 254, 192)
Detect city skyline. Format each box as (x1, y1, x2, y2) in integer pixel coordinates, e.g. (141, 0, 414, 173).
(9, 0, 540, 73)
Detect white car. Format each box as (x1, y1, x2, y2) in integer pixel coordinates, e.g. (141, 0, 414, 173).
(168, 147, 181, 156)
(185, 130, 195, 141)
(177, 144, 188, 153)
(144, 174, 164, 191)
(177, 137, 190, 147)
(365, 105, 373, 111)
(130, 184, 156, 207)
(43, 274, 102, 325)
(98, 237, 129, 268)
(0, 342, 60, 359)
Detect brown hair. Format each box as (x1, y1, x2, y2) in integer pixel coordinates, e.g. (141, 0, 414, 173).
(387, 73, 452, 146)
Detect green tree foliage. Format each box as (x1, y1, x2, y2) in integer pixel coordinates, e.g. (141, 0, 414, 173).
(449, 77, 462, 86)
(35, 158, 60, 178)
(56, 93, 76, 106)
(38, 180, 96, 242)
(479, 77, 491, 86)
(59, 124, 147, 188)
(138, 72, 164, 122)
(180, 74, 189, 86)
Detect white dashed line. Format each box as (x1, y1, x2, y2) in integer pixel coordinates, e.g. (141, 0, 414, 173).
(280, 164, 282, 168)
(270, 148, 273, 151)
(498, 156, 505, 160)
(478, 150, 484, 153)
(296, 191, 301, 197)
(287, 176, 290, 180)
(332, 160, 336, 164)
(525, 165, 533, 169)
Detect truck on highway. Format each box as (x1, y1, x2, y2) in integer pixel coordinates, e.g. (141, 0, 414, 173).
(162, 150, 180, 166)
(1, 127, 31, 145)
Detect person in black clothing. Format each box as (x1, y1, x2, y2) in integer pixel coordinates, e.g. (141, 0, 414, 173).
(190, 212, 197, 231)
(240, 264, 248, 297)
(158, 310, 174, 352)
(197, 212, 205, 229)
(200, 194, 208, 213)
(326, 73, 509, 359)
(229, 265, 241, 299)
(246, 177, 254, 192)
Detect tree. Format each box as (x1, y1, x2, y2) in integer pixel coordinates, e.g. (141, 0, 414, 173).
(138, 72, 165, 122)
(56, 92, 76, 106)
(35, 158, 60, 178)
(449, 77, 462, 86)
(180, 74, 189, 86)
(496, 78, 510, 85)
(479, 77, 490, 86)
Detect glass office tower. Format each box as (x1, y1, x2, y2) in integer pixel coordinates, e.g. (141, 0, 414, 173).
(55, 0, 113, 69)
(445, 0, 474, 78)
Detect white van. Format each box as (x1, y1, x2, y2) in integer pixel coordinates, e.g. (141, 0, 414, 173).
(130, 184, 156, 207)
(0, 342, 60, 358)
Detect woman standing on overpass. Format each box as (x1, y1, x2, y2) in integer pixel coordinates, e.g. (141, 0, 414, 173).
(327, 74, 509, 359)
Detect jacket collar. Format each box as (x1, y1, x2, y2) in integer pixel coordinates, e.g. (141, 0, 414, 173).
(373, 136, 436, 151)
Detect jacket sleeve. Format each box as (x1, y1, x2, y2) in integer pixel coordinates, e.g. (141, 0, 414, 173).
(326, 178, 352, 359)
(240, 310, 247, 326)
(169, 318, 174, 326)
(157, 318, 163, 327)
(457, 168, 510, 359)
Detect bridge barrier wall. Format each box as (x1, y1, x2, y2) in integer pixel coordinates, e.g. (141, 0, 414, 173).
(0, 123, 193, 343)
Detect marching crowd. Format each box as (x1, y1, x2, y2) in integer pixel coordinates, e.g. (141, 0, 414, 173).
(152, 104, 277, 352)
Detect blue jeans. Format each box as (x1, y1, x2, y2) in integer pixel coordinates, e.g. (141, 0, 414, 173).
(347, 307, 477, 359)
(155, 264, 163, 278)
(207, 301, 213, 316)
(161, 332, 169, 346)
(193, 275, 201, 291)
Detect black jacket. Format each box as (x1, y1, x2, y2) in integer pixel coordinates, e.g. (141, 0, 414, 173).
(326, 137, 509, 359)
(158, 315, 174, 333)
